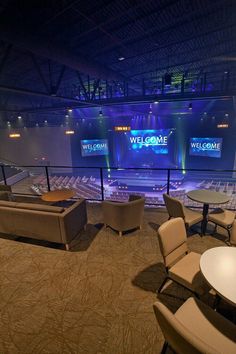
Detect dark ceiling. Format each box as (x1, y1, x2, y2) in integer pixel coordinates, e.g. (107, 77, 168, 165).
(0, 0, 235, 117)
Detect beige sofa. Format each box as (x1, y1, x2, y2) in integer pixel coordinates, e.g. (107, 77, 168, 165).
(0, 198, 87, 250)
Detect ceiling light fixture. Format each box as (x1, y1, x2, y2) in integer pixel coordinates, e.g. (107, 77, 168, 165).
(118, 57, 125, 61)
(9, 133, 20, 138)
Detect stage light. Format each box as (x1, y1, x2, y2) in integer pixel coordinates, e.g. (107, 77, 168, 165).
(18, 115, 22, 119)
(36, 123, 39, 127)
(118, 57, 125, 61)
(149, 111, 152, 114)
(99, 110, 103, 116)
(217, 123, 229, 128)
(154, 101, 159, 104)
(9, 133, 20, 138)
(65, 130, 75, 135)
(68, 109, 72, 113)
(188, 103, 192, 110)
(65, 114, 69, 118)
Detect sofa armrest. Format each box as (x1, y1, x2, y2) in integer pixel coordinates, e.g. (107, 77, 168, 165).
(59, 199, 87, 244)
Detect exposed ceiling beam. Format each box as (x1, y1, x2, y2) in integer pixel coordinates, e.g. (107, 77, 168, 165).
(0, 84, 93, 105)
(0, 91, 234, 113)
(0, 21, 124, 81)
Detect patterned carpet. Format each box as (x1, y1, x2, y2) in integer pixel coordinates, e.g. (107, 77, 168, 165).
(0, 202, 232, 354)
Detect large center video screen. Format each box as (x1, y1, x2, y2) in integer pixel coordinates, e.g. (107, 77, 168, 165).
(81, 139, 109, 157)
(113, 129, 174, 168)
(189, 137, 222, 158)
(128, 129, 169, 154)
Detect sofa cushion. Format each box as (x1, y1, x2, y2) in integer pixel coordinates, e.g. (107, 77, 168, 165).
(0, 200, 18, 207)
(15, 203, 64, 213)
(0, 200, 64, 213)
(0, 191, 10, 201)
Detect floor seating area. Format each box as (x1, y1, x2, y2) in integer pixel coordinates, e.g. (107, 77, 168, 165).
(105, 191, 160, 205)
(31, 174, 101, 199)
(197, 179, 236, 194)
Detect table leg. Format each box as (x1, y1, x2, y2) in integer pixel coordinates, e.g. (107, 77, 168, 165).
(201, 203, 209, 235)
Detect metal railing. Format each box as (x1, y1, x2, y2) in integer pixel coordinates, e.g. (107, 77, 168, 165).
(1, 164, 236, 210)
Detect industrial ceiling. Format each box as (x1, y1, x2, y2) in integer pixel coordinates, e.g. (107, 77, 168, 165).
(0, 0, 235, 119)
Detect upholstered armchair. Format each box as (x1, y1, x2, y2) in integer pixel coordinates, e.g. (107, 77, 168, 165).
(102, 197, 145, 236)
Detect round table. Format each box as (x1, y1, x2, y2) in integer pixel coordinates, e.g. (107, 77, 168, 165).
(41, 189, 75, 202)
(200, 247, 236, 306)
(187, 189, 229, 234)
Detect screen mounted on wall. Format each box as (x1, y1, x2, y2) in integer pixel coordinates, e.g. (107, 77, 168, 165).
(81, 139, 109, 157)
(189, 137, 223, 158)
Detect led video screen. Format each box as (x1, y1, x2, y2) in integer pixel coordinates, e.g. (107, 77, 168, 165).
(112, 129, 174, 168)
(127, 129, 171, 154)
(189, 137, 222, 158)
(81, 139, 109, 157)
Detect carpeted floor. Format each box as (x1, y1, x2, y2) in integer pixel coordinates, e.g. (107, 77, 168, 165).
(0, 202, 232, 354)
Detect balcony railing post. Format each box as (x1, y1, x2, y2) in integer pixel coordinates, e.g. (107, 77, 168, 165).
(1, 165, 7, 185)
(100, 167, 104, 201)
(167, 169, 170, 194)
(45, 166, 51, 191)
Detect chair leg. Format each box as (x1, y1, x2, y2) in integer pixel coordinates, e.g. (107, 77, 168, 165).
(119, 231, 122, 237)
(158, 276, 169, 294)
(161, 341, 168, 354)
(211, 224, 217, 235)
(227, 227, 231, 241)
(65, 243, 70, 251)
(213, 294, 221, 311)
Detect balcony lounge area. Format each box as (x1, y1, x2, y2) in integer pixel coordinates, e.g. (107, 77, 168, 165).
(0, 200, 235, 354)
